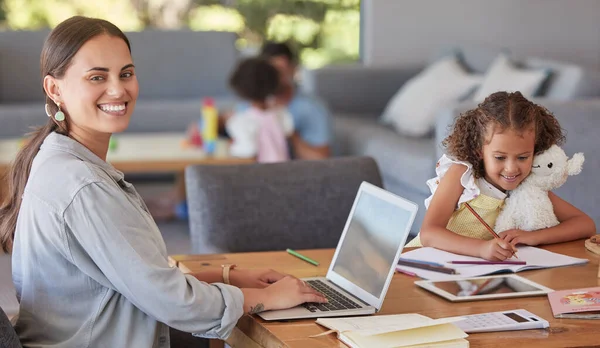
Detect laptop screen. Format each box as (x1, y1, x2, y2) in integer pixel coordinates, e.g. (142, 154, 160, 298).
(331, 189, 414, 299)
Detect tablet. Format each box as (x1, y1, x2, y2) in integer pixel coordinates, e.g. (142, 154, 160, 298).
(415, 274, 553, 302)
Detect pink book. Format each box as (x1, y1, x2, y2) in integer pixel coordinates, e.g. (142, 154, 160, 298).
(547, 287, 600, 319)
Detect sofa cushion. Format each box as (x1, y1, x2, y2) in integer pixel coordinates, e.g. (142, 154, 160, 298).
(301, 64, 423, 115)
(473, 54, 549, 102)
(524, 58, 600, 100)
(128, 30, 238, 100)
(0, 30, 49, 103)
(0, 102, 46, 138)
(333, 115, 436, 194)
(0, 30, 238, 103)
(127, 97, 236, 133)
(381, 57, 482, 137)
(431, 45, 510, 74)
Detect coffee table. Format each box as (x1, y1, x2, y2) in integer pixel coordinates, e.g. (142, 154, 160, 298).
(0, 132, 253, 199)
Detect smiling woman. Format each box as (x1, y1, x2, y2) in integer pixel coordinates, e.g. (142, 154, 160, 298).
(0, 16, 134, 253)
(0, 16, 326, 347)
(42, 34, 138, 160)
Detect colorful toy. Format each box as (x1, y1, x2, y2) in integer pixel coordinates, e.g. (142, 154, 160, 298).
(201, 97, 218, 155)
(187, 122, 202, 148)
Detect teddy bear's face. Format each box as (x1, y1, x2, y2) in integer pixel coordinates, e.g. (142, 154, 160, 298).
(528, 145, 569, 190)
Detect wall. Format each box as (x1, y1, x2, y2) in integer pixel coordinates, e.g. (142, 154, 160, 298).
(362, 0, 600, 69)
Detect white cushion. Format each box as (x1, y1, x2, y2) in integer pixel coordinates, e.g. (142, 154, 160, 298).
(381, 57, 482, 137)
(473, 54, 548, 102)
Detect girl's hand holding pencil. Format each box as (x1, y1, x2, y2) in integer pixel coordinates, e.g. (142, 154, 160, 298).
(480, 238, 516, 261)
(463, 202, 519, 260)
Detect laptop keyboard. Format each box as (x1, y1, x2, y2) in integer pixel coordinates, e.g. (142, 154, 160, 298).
(302, 279, 363, 312)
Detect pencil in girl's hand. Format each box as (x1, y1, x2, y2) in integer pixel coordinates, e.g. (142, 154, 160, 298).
(463, 202, 519, 259)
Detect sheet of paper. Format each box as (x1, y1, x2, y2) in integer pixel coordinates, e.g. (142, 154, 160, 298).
(344, 323, 468, 348)
(398, 246, 588, 281)
(317, 314, 464, 336)
(356, 318, 465, 336)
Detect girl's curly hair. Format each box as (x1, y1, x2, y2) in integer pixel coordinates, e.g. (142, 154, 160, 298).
(443, 91, 565, 178)
(229, 57, 280, 102)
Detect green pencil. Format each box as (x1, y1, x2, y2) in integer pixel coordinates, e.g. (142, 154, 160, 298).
(286, 248, 319, 266)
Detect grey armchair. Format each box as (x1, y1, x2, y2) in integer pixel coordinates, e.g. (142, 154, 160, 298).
(185, 156, 383, 254)
(0, 307, 21, 348)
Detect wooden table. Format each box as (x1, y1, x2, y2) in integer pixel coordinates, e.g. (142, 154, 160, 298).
(169, 240, 600, 348)
(0, 132, 253, 200)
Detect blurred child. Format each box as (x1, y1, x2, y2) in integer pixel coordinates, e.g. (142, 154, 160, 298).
(226, 57, 294, 162)
(146, 58, 293, 220)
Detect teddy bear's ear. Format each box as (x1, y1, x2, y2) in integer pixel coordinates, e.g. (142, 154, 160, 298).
(568, 153, 585, 175)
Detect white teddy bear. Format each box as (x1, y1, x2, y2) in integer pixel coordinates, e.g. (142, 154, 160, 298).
(494, 145, 585, 232)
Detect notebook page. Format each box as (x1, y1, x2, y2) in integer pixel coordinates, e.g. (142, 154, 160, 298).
(344, 323, 468, 348)
(515, 246, 588, 268)
(398, 246, 588, 281)
(316, 314, 464, 336)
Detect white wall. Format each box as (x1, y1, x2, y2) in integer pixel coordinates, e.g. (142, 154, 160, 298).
(362, 0, 600, 69)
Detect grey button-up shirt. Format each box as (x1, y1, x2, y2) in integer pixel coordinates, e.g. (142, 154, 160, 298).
(12, 132, 244, 347)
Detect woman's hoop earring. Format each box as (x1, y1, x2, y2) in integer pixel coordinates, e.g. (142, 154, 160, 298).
(44, 103, 52, 117)
(54, 102, 65, 122)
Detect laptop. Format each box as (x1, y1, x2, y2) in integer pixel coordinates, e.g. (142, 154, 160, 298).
(258, 181, 418, 320)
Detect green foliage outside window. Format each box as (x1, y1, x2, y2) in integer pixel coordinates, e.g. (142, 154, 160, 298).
(0, 0, 360, 68)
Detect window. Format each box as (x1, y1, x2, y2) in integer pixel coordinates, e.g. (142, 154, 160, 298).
(0, 0, 361, 69)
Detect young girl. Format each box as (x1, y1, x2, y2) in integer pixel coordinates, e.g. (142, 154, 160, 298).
(226, 57, 294, 163)
(407, 91, 595, 260)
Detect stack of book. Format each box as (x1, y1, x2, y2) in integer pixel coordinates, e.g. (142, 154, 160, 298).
(315, 313, 469, 347)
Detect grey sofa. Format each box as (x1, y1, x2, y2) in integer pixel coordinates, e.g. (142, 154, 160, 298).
(0, 30, 238, 139)
(303, 47, 600, 235)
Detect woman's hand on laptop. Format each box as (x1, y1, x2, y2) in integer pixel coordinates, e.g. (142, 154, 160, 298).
(230, 268, 286, 288)
(241, 276, 327, 314)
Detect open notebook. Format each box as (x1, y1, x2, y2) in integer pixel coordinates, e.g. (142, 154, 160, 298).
(398, 246, 588, 281)
(315, 313, 468, 348)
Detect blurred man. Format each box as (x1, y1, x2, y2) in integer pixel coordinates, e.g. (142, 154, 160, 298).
(260, 42, 332, 159)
